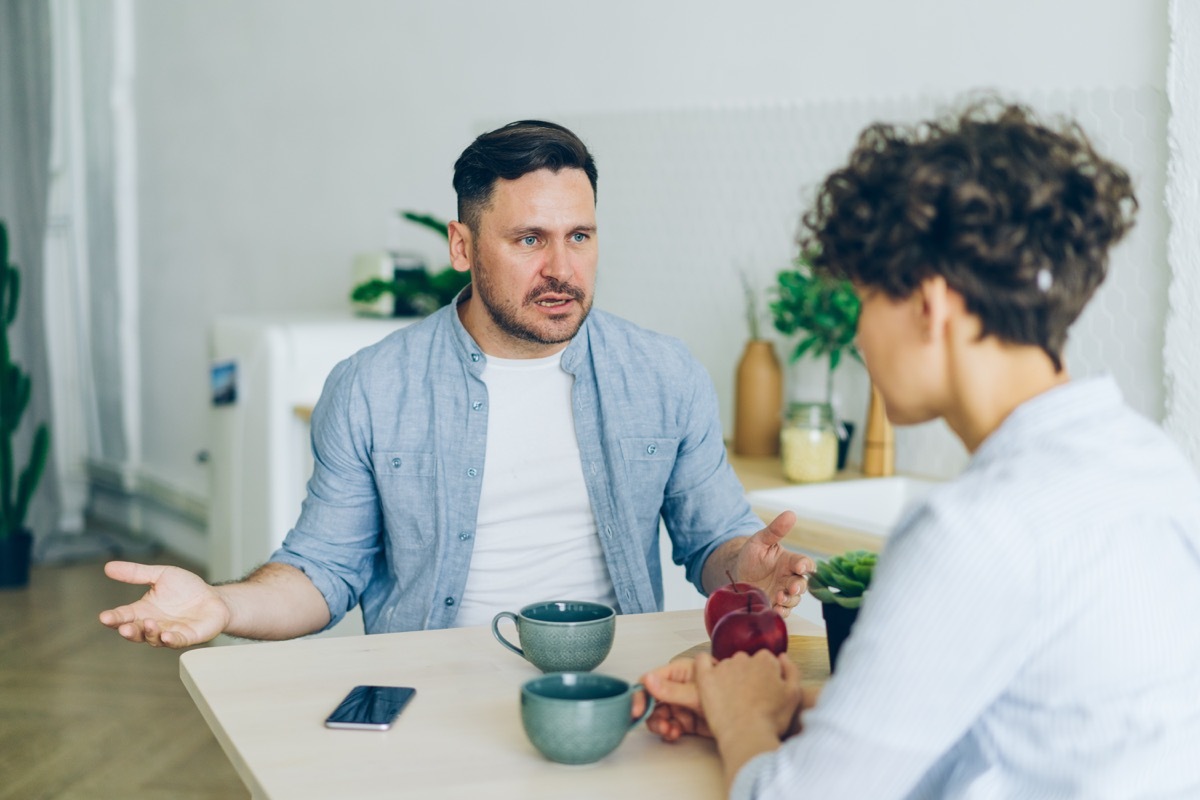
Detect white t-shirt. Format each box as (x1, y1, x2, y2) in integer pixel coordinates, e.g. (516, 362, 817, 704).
(453, 350, 618, 628)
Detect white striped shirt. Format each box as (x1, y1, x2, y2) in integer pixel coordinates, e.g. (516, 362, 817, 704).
(735, 375, 1200, 799)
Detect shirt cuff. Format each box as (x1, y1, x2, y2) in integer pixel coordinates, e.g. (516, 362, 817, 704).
(730, 751, 776, 800)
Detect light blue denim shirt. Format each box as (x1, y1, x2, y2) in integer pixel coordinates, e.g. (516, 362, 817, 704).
(269, 300, 762, 633)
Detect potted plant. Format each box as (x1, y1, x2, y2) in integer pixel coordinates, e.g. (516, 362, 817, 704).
(769, 250, 861, 469)
(807, 549, 876, 671)
(0, 220, 51, 589)
(350, 211, 471, 317)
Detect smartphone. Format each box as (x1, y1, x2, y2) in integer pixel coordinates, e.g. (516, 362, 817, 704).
(323, 685, 416, 731)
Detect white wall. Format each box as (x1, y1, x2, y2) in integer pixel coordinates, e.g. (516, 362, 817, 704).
(118, 0, 1170, 544)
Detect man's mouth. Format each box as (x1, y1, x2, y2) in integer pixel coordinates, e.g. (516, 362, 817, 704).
(534, 296, 573, 308)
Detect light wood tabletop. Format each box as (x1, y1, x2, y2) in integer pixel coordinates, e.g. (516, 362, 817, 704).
(181, 609, 824, 799)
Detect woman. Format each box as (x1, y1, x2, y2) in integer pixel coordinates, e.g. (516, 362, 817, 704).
(640, 100, 1200, 800)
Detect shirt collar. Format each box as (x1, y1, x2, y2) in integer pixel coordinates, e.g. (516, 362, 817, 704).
(444, 284, 591, 375)
(974, 373, 1123, 462)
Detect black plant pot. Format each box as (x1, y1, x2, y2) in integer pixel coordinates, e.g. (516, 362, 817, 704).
(836, 421, 855, 471)
(821, 601, 860, 672)
(0, 528, 33, 589)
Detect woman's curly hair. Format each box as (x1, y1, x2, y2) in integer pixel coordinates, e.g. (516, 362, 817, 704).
(800, 99, 1138, 371)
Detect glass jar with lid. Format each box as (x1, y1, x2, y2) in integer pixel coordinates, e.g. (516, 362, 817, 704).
(780, 401, 838, 483)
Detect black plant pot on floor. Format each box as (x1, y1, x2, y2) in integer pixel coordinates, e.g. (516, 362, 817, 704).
(821, 602, 860, 672)
(0, 528, 33, 588)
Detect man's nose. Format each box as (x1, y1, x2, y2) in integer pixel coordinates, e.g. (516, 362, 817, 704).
(540, 240, 574, 282)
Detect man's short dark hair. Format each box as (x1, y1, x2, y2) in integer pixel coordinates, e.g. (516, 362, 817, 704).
(452, 120, 598, 232)
(801, 99, 1138, 371)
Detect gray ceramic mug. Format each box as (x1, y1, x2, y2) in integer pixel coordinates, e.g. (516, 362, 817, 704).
(520, 672, 655, 764)
(491, 601, 616, 673)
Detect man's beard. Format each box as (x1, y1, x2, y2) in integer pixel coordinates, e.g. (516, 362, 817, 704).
(471, 254, 593, 346)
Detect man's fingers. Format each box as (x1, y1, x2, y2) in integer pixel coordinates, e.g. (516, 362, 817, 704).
(104, 560, 166, 586)
(117, 622, 146, 643)
(756, 511, 796, 546)
(98, 604, 137, 628)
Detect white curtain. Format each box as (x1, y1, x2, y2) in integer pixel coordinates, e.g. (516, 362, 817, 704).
(0, 0, 60, 545)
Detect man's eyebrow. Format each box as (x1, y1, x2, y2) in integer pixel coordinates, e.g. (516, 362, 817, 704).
(502, 224, 596, 236)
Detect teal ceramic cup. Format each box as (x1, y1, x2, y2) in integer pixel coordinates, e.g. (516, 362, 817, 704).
(520, 672, 655, 765)
(492, 601, 615, 673)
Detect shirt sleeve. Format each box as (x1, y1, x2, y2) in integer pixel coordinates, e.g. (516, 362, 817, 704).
(736, 482, 1039, 798)
(659, 353, 763, 593)
(268, 356, 383, 629)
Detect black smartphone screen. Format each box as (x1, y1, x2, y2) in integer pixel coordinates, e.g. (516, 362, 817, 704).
(323, 685, 416, 730)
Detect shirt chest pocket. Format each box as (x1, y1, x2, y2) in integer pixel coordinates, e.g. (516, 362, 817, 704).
(372, 450, 438, 549)
(619, 436, 679, 510)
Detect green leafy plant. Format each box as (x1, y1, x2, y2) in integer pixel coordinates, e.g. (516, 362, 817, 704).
(808, 549, 876, 609)
(350, 211, 470, 317)
(769, 250, 862, 402)
(0, 220, 50, 541)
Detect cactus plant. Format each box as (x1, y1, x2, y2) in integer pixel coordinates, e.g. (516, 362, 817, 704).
(0, 220, 50, 542)
(808, 549, 877, 610)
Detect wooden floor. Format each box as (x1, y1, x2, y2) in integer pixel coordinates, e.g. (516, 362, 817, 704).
(0, 550, 249, 799)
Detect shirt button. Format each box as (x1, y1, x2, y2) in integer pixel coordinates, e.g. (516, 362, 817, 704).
(472, 401, 483, 411)
(646, 443, 657, 455)
(444, 597, 455, 606)
(470, 353, 480, 362)
(467, 468, 478, 477)
(391, 457, 402, 468)
(458, 531, 472, 541)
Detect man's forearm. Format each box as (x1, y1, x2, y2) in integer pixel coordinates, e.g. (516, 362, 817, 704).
(216, 562, 332, 640)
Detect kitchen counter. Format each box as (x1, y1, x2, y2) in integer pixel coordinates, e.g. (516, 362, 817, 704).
(726, 451, 887, 557)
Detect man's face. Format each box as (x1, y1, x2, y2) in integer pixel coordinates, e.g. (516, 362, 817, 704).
(455, 168, 597, 357)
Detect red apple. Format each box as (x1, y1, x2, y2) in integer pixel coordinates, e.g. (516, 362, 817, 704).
(710, 601, 788, 660)
(704, 576, 770, 638)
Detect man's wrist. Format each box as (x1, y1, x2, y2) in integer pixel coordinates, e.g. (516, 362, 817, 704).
(702, 536, 748, 593)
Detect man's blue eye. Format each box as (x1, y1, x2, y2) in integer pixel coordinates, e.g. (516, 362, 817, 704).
(522, 236, 537, 246)
(572, 233, 587, 243)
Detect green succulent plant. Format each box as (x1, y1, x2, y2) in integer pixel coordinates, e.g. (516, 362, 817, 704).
(808, 549, 877, 610)
(350, 211, 470, 316)
(0, 220, 50, 540)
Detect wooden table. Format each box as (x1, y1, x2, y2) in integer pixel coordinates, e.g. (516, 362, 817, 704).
(181, 610, 823, 799)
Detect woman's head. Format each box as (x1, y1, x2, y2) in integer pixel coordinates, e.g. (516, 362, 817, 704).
(802, 100, 1138, 372)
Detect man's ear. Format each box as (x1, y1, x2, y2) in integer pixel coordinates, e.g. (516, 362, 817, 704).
(447, 221, 472, 274)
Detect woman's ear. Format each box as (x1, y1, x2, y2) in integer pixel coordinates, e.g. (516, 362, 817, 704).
(914, 275, 951, 342)
(447, 221, 473, 274)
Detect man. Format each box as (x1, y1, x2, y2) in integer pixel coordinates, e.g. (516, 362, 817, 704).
(99, 120, 813, 647)
(639, 101, 1200, 798)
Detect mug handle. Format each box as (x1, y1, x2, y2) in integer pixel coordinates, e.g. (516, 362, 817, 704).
(491, 611, 524, 658)
(628, 683, 656, 731)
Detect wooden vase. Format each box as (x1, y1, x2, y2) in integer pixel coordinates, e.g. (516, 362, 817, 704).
(733, 340, 783, 457)
(862, 384, 895, 477)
